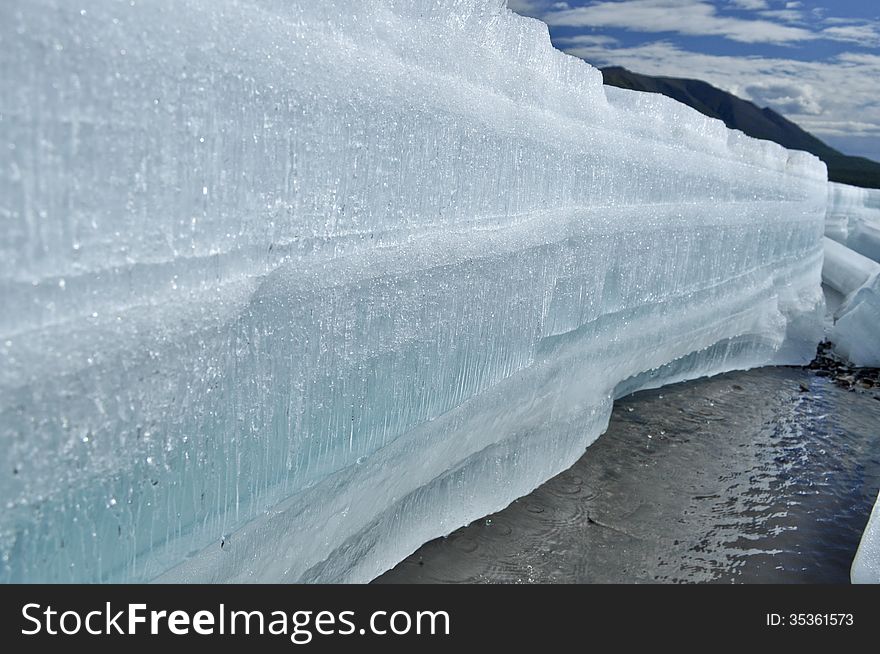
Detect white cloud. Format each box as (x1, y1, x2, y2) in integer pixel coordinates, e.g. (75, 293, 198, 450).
(821, 24, 880, 48)
(506, 0, 570, 14)
(554, 33, 621, 47)
(837, 52, 880, 67)
(505, 0, 880, 159)
(758, 9, 807, 25)
(512, 0, 880, 48)
(728, 0, 769, 10)
(542, 0, 817, 44)
(743, 81, 822, 114)
(559, 39, 880, 155)
(505, 0, 549, 17)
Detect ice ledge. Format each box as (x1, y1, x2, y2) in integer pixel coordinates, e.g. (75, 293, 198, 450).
(822, 237, 880, 367)
(852, 491, 880, 584)
(1, 0, 827, 582)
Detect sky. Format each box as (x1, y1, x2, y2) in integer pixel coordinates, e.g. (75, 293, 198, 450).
(506, 0, 880, 161)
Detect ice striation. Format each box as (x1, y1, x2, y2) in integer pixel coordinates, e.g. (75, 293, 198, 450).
(0, 0, 827, 583)
(852, 491, 880, 583)
(821, 184, 880, 366)
(824, 187, 880, 575)
(822, 238, 880, 367)
(826, 182, 880, 264)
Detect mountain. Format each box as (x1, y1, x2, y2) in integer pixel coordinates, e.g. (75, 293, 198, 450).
(601, 66, 880, 190)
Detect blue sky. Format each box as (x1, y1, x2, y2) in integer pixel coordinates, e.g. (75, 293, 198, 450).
(507, 0, 880, 161)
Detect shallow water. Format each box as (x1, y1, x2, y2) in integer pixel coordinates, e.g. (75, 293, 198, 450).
(376, 367, 880, 583)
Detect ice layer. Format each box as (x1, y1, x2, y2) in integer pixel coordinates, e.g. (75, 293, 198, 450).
(822, 238, 880, 367)
(0, 0, 827, 582)
(826, 182, 880, 264)
(852, 491, 880, 584)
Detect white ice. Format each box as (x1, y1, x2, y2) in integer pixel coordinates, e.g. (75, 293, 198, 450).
(822, 238, 880, 366)
(826, 182, 880, 264)
(822, 237, 880, 296)
(852, 491, 880, 584)
(822, 187, 880, 366)
(1, 0, 827, 582)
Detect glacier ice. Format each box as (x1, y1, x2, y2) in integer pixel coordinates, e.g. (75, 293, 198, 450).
(822, 237, 880, 297)
(0, 0, 828, 583)
(830, 275, 880, 368)
(822, 238, 880, 366)
(826, 182, 880, 264)
(852, 491, 880, 584)
(822, 185, 880, 366)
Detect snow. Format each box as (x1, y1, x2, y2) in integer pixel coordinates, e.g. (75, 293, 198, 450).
(852, 491, 880, 584)
(826, 182, 880, 264)
(1, 0, 827, 582)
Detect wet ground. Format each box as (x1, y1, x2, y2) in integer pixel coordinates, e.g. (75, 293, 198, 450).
(376, 364, 880, 583)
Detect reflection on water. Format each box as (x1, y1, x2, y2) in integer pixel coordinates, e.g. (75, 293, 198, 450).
(376, 367, 880, 583)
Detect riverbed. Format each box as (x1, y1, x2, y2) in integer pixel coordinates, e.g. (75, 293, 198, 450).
(376, 366, 880, 583)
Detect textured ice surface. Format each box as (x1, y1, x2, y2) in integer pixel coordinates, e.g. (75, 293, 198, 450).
(826, 182, 880, 264)
(822, 237, 880, 296)
(1, 0, 827, 582)
(852, 491, 880, 583)
(831, 275, 880, 367)
(822, 238, 880, 366)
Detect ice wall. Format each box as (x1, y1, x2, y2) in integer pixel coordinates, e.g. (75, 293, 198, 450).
(0, 0, 827, 583)
(822, 238, 880, 366)
(852, 491, 880, 583)
(822, 237, 880, 296)
(831, 275, 880, 367)
(826, 182, 880, 264)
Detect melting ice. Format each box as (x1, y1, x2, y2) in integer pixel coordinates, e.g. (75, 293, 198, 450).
(0, 0, 829, 582)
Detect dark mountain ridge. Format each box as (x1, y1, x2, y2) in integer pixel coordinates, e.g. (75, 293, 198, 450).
(601, 66, 880, 189)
